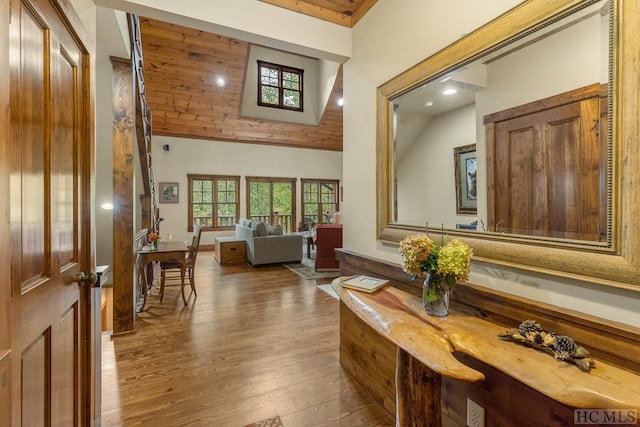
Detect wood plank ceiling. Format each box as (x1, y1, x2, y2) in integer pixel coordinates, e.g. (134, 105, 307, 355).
(140, 18, 343, 151)
(258, 0, 379, 27)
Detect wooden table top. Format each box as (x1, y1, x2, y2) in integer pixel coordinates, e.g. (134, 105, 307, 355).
(333, 278, 640, 411)
(139, 240, 188, 254)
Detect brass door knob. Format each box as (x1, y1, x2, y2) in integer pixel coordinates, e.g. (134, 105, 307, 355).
(73, 271, 98, 286)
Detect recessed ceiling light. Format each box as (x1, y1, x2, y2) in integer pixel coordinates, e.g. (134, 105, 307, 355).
(443, 88, 457, 95)
(338, 98, 344, 106)
(216, 77, 226, 87)
(424, 101, 434, 107)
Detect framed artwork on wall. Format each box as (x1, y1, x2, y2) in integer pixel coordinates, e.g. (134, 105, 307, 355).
(159, 182, 179, 203)
(454, 144, 477, 214)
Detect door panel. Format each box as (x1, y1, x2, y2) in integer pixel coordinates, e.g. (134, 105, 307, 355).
(51, 39, 79, 273)
(17, 4, 47, 294)
(487, 88, 604, 241)
(10, 0, 92, 425)
(21, 331, 50, 426)
(54, 304, 78, 425)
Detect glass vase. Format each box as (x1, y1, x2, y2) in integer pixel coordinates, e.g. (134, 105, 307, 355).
(423, 272, 450, 317)
(152, 240, 158, 250)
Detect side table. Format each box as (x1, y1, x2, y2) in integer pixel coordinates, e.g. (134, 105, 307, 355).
(291, 231, 314, 258)
(215, 236, 246, 265)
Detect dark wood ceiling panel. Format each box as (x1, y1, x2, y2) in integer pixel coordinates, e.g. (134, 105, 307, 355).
(259, 0, 378, 26)
(140, 18, 343, 151)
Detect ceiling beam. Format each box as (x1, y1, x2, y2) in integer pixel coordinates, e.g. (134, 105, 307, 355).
(259, 0, 352, 27)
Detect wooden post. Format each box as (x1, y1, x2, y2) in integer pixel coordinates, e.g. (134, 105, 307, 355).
(396, 348, 442, 426)
(111, 57, 135, 334)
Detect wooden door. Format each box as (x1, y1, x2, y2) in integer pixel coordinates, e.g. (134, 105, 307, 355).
(4, 0, 95, 425)
(485, 84, 606, 241)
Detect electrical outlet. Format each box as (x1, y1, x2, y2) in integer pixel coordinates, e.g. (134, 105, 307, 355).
(467, 398, 485, 427)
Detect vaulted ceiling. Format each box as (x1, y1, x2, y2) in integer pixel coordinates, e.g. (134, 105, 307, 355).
(258, 0, 379, 27)
(134, 0, 381, 151)
(140, 18, 344, 151)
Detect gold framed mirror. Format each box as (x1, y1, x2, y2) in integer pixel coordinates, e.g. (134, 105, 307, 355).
(377, 0, 640, 290)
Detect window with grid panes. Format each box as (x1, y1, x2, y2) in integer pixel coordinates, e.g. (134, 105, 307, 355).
(246, 176, 296, 234)
(187, 174, 240, 231)
(258, 61, 303, 111)
(301, 179, 339, 226)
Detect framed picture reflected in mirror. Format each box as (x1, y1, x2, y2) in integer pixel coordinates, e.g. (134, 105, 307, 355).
(454, 144, 477, 214)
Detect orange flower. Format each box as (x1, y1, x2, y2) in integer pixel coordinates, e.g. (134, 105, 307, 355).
(148, 232, 159, 242)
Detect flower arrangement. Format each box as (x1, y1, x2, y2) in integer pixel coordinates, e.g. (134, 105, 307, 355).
(399, 234, 473, 305)
(148, 231, 159, 249)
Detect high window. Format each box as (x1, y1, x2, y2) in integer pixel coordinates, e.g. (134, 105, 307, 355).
(246, 176, 296, 233)
(187, 174, 240, 231)
(258, 61, 303, 111)
(301, 179, 339, 226)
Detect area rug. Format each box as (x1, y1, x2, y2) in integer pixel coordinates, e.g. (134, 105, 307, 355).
(317, 283, 340, 300)
(243, 415, 283, 427)
(283, 257, 339, 280)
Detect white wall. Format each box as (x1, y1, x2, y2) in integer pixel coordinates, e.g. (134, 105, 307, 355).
(345, 0, 640, 327)
(94, 7, 131, 279)
(96, 0, 351, 62)
(151, 136, 342, 247)
(475, 9, 606, 121)
(318, 60, 341, 117)
(397, 104, 476, 227)
(241, 45, 320, 125)
(69, 0, 96, 43)
(70, 1, 133, 278)
(94, 54, 114, 273)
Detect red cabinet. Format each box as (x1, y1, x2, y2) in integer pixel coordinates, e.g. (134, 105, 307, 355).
(314, 224, 343, 271)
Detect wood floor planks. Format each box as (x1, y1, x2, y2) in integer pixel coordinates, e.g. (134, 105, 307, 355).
(101, 251, 394, 426)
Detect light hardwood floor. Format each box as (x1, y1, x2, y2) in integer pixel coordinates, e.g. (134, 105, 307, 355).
(101, 251, 394, 426)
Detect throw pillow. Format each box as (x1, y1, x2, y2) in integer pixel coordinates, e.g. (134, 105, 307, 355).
(254, 221, 268, 236)
(267, 224, 283, 235)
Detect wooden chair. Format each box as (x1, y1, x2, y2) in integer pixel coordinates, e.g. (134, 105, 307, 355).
(159, 225, 202, 304)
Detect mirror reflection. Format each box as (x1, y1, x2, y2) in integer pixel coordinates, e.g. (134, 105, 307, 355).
(391, 0, 610, 244)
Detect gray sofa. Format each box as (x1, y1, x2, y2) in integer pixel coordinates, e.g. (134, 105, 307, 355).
(235, 218, 302, 266)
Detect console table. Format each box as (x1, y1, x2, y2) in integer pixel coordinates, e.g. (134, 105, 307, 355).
(333, 278, 640, 426)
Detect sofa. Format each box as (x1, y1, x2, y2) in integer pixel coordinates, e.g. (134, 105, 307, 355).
(313, 224, 343, 271)
(235, 218, 302, 266)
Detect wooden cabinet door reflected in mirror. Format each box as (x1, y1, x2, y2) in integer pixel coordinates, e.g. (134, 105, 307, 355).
(485, 83, 608, 241)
